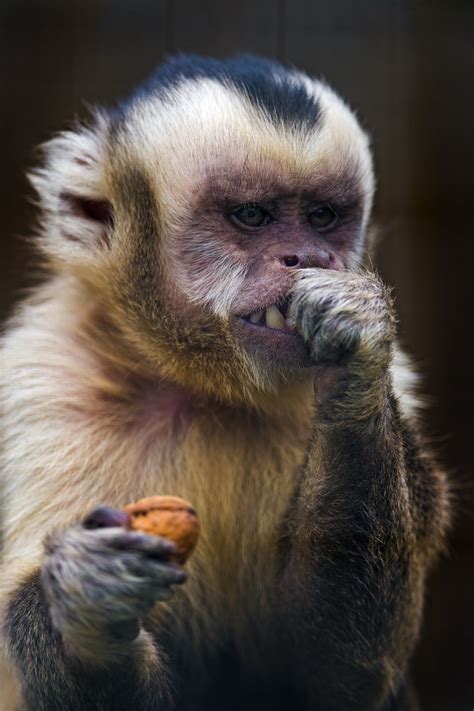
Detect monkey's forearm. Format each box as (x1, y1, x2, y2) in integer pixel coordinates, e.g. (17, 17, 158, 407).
(281, 393, 448, 710)
(290, 392, 447, 569)
(4, 570, 166, 711)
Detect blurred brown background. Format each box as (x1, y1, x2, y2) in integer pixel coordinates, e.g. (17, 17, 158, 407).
(1, 1, 473, 708)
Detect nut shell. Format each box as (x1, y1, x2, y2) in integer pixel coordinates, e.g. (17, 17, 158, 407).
(123, 495, 200, 564)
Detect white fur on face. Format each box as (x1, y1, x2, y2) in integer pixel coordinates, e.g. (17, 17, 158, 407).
(115, 73, 374, 318)
(124, 75, 374, 213)
(170, 237, 249, 319)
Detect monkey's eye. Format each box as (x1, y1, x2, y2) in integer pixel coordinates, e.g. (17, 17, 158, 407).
(308, 204, 338, 230)
(230, 203, 271, 228)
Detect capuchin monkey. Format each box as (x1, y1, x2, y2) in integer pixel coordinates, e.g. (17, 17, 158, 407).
(0, 55, 450, 711)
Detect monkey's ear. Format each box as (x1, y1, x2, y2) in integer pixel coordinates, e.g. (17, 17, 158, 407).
(29, 112, 113, 262)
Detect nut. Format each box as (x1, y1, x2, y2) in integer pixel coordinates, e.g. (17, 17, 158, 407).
(123, 495, 200, 564)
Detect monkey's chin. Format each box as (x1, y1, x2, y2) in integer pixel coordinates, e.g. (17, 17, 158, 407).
(233, 317, 312, 370)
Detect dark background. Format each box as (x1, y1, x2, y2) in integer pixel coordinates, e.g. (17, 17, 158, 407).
(1, 1, 473, 708)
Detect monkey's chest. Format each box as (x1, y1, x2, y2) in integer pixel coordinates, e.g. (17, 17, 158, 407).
(154, 539, 299, 709)
(174, 464, 294, 639)
(147, 424, 305, 655)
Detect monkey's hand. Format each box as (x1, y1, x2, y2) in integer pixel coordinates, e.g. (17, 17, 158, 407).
(40, 506, 186, 663)
(289, 269, 396, 423)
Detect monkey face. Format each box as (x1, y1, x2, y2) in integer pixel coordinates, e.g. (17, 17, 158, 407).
(179, 166, 367, 372)
(32, 57, 374, 405)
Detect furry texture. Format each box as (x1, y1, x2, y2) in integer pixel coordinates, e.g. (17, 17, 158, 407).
(0, 55, 449, 710)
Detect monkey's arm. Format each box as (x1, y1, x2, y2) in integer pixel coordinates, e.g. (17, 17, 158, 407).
(2, 512, 186, 711)
(280, 270, 449, 711)
(0, 298, 185, 710)
(4, 568, 167, 711)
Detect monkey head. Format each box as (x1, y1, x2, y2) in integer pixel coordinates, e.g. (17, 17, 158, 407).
(31, 56, 374, 406)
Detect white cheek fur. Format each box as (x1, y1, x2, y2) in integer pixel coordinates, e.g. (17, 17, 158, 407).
(170, 237, 249, 318)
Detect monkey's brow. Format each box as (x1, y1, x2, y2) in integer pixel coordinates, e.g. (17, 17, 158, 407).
(198, 169, 365, 208)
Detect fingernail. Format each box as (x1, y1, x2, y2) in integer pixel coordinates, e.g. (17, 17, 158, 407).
(83, 506, 131, 529)
(159, 540, 177, 554)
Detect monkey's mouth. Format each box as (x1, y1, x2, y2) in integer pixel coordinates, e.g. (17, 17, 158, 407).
(239, 297, 296, 333)
(234, 296, 310, 368)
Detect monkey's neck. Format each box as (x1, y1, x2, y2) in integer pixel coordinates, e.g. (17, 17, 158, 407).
(131, 380, 196, 435)
(60, 279, 313, 429)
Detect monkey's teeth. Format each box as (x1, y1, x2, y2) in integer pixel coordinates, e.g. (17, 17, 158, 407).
(265, 305, 286, 330)
(250, 310, 264, 324)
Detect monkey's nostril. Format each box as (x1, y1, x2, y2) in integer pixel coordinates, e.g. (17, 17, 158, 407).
(283, 255, 299, 267)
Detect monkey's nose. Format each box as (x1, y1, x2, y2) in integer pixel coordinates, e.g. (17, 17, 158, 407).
(281, 250, 335, 269)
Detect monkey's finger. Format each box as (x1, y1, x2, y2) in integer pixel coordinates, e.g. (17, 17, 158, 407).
(106, 578, 178, 613)
(80, 572, 174, 609)
(106, 531, 177, 558)
(120, 555, 187, 586)
(142, 561, 187, 587)
(85, 588, 160, 620)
